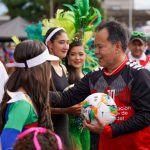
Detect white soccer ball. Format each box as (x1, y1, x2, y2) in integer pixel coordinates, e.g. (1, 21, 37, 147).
(81, 93, 117, 125)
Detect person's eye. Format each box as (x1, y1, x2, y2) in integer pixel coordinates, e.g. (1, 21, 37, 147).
(79, 53, 84, 56)
(95, 44, 103, 49)
(70, 53, 75, 56)
(58, 41, 65, 44)
(96, 45, 102, 49)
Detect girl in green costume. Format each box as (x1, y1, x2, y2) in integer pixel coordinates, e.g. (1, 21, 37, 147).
(65, 40, 90, 150)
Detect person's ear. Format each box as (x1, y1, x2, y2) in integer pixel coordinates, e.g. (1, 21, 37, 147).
(116, 42, 121, 49)
(47, 41, 53, 54)
(144, 42, 147, 47)
(115, 42, 121, 54)
(47, 41, 53, 50)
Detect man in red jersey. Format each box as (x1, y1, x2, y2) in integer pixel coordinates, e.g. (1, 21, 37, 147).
(50, 21, 150, 150)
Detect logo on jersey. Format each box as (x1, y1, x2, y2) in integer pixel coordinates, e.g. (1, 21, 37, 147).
(107, 89, 115, 100)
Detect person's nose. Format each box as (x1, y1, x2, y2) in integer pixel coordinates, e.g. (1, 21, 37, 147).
(95, 47, 99, 55)
(64, 43, 69, 50)
(75, 55, 80, 60)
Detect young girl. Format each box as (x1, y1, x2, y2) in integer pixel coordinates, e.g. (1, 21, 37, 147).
(14, 127, 63, 150)
(65, 41, 90, 150)
(45, 27, 81, 149)
(66, 41, 86, 84)
(0, 40, 59, 150)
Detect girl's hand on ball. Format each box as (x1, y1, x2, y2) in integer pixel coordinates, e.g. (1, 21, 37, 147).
(84, 115, 107, 134)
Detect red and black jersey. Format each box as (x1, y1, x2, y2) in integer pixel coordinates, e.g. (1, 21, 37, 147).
(50, 59, 150, 150)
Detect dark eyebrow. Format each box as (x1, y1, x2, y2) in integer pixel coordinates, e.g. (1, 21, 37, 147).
(58, 40, 69, 42)
(95, 44, 101, 46)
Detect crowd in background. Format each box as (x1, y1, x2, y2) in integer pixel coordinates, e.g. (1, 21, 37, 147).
(0, 42, 15, 63)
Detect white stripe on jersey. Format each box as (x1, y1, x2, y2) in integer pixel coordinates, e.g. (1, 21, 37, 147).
(126, 61, 143, 70)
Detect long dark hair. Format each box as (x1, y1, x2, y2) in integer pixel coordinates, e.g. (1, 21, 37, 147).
(0, 40, 53, 132)
(65, 41, 84, 84)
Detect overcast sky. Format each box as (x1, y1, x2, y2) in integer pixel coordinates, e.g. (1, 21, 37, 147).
(134, 0, 150, 10)
(0, 0, 150, 15)
(0, 2, 8, 15)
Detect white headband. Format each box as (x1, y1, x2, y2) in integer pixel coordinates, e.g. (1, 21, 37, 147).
(6, 48, 59, 68)
(45, 27, 65, 45)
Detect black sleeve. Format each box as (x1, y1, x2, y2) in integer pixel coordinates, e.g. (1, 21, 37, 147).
(111, 69, 150, 138)
(49, 72, 91, 107)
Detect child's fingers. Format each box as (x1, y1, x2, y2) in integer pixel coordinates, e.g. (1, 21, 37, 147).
(84, 120, 95, 130)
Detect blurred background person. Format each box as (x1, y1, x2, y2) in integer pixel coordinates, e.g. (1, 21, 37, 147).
(5, 42, 15, 63)
(127, 31, 150, 71)
(145, 36, 150, 56)
(5, 42, 16, 75)
(0, 43, 5, 63)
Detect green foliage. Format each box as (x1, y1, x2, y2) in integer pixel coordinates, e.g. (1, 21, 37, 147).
(2, 0, 49, 21)
(2, 0, 104, 22)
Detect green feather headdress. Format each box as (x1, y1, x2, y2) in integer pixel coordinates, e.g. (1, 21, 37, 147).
(42, 9, 75, 41)
(42, 0, 101, 44)
(25, 0, 102, 73)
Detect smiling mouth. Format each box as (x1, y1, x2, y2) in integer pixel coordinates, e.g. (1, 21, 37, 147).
(75, 62, 81, 64)
(61, 51, 67, 53)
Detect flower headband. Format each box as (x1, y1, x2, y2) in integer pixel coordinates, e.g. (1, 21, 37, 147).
(45, 27, 65, 46)
(17, 127, 63, 150)
(6, 48, 59, 68)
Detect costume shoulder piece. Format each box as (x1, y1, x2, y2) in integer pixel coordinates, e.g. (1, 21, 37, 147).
(7, 90, 37, 115)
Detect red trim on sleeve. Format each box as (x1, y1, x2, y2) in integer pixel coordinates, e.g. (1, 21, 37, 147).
(102, 125, 112, 138)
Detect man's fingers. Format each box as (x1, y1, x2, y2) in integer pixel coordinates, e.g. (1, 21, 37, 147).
(84, 120, 101, 133)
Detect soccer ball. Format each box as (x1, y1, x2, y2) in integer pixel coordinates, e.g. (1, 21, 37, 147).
(81, 93, 118, 125)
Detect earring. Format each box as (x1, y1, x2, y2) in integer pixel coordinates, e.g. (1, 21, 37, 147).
(49, 48, 53, 54)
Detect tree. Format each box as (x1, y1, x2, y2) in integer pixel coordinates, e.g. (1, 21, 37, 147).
(2, 0, 103, 22)
(2, 0, 49, 22)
